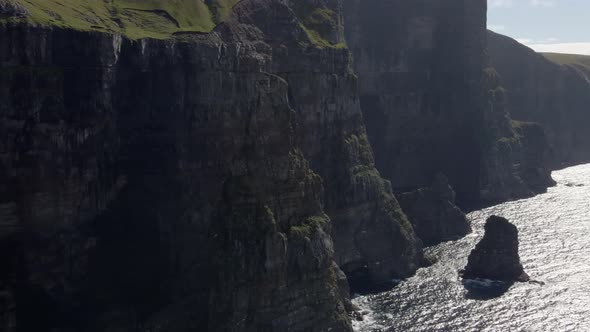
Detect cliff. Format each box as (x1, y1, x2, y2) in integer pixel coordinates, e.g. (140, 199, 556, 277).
(0, 24, 350, 332)
(343, 0, 554, 208)
(488, 30, 590, 168)
(398, 174, 471, 246)
(0, 0, 565, 331)
(0, 0, 426, 330)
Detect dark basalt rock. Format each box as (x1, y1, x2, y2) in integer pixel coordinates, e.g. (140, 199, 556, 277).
(477, 71, 556, 205)
(233, 0, 424, 293)
(462, 216, 529, 282)
(0, 0, 29, 18)
(0, 0, 563, 330)
(342, 0, 488, 204)
(398, 174, 471, 246)
(488, 30, 590, 168)
(343, 0, 555, 208)
(0, 0, 425, 330)
(0, 1, 359, 330)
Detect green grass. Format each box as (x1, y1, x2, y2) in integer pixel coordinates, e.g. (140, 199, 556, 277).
(3, 0, 345, 46)
(289, 214, 329, 239)
(543, 53, 590, 76)
(3, 0, 344, 46)
(497, 120, 536, 145)
(290, 0, 345, 48)
(206, 0, 239, 24)
(1, 0, 240, 39)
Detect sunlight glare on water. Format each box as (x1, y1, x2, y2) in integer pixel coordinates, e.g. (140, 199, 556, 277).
(352, 164, 590, 332)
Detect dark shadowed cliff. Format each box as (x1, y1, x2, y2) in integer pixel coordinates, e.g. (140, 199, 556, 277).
(343, 0, 554, 209)
(0, 0, 423, 330)
(0, 19, 352, 332)
(488, 30, 590, 168)
(0, 0, 566, 331)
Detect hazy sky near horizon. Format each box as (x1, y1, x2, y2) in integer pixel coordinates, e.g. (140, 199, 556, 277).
(488, 0, 590, 55)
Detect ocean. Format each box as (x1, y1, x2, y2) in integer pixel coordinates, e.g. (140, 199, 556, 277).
(353, 164, 590, 332)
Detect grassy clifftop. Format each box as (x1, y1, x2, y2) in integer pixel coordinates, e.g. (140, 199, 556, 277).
(3, 0, 238, 39)
(3, 0, 345, 47)
(543, 53, 590, 77)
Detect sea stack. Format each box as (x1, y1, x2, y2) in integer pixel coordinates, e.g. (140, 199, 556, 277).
(462, 216, 529, 282)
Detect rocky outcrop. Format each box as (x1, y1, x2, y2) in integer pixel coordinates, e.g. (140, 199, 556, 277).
(0, 0, 28, 18)
(343, 0, 488, 204)
(226, 0, 424, 292)
(0, 0, 426, 330)
(0, 2, 364, 330)
(488, 30, 590, 167)
(478, 68, 556, 204)
(462, 216, 529, 282)
(0, 0, 567, 330)
(343, 0, 554, 208)
(398, 174, 471, 246)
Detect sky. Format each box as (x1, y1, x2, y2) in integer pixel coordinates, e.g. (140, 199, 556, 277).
(488, 0, 590, 55)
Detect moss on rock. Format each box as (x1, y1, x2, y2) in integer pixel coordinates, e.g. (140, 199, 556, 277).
(289, 214, 330, 239)
(206, 0, 239, 24)
(290, 0, 345, 48)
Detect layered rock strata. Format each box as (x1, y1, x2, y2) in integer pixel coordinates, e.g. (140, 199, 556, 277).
(0, 0, 424, 330)
(488, 30, 590, 167)
(343, 0, 554, 208)
(0, 0, 570, 330)
(478, 68, 556, 204)
(265, 0, 424, 291)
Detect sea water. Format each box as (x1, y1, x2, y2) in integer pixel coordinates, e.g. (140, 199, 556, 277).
(353, 164, 590, 332)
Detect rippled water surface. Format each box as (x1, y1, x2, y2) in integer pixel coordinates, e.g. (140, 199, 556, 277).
(353, 164, 590, 332)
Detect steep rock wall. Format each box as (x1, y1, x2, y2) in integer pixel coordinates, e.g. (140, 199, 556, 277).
(343, 0, 554, 208)
(0, 2, 357, 331)
(279, 0, 424, 289)
(0, 0, 426, 330)
(477, 67, 555, 204)
(398, 174, 471, 246)
(488, 30, 590, 167)
(218, 0, 424, 288)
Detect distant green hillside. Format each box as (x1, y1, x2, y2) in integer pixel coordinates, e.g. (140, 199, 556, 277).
(543, 53, 590, 77)
(2, 0, 238, 39)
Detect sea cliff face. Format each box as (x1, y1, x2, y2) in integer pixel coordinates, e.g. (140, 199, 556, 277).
(0, 2, 358, 330)
(343, 0, 554, 208)
(0, 0, 566, 331)
(488, 30, 590, 168)
(0, 0, 423, 330)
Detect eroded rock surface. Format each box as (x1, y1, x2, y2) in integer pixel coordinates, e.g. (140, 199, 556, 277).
(0, 0, 425, 330)
(0, 0, 567, 330)
(343, 0, 554, 208)
(398, 175, 471, 246)
(462, 216, 529, 282)
(489, 30, 590, 168)
(0, 1, 361, 330)
(0, 0, 28, 18)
